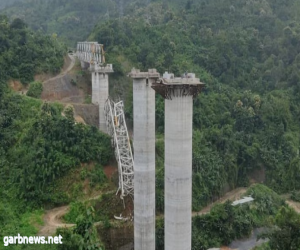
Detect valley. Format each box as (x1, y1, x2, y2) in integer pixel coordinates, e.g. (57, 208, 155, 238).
(1, 1, 300, 250)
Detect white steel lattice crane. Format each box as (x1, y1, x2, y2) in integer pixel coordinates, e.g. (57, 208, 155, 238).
(104, 99, 134, 204)
(77, 41, 133, 207)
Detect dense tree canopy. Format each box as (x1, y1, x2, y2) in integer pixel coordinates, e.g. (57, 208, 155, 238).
(0, 14, 65, 83)
(0, 17, 113, 249)
(90, 0, 300, 210)
(1, 0, 137, 46)
(258, 206, 300, 250)
(2, 0, 300, 249)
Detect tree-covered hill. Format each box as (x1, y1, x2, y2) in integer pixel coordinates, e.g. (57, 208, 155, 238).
(89, 0, 300, 210)
(92, 0, 300, 93)
(0, 0, 157, 47)
(1, 0, 300, 248)
(0, 0, 21, 10)
(0, 15, 65, 84)
(1, 0, 114, 46)
(0, 16, 112, 249)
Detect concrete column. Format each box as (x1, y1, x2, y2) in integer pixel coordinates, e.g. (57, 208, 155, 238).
(98, 73, 109, 133)
(91, 72, 100, 104)
(90, 64, 113, 133)
(151, 73, 205, 250)
(164, 90, 193, 250)
(130, 69, 159, 250)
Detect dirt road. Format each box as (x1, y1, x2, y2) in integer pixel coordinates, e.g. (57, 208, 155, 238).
(38, 206, 75, 236)
(43, 54, 76, 84)
(37, 187, 300, 238)
(286, 200, 300, 213)
(38, 191, 116, 236)
(39, 188, 247, 236)
(192, 187, 248, 216)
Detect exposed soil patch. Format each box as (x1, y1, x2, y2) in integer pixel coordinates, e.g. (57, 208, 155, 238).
(41, 54, 86, 102)
(286, 200, 300, 213)
(34, 55, 71, 83)
(9, 79, 23, 91)
(41, 74, 84, 101)
(193, 187, 248, 216)
(104, 165, 117, 179)
(249, 166, 266, 184)
(71, 103, 99, 127)
(38, 206, 75, 237)
(34, 72, 55, 83)
(74, 115, 86, 124)
(60, 103, 99, 127)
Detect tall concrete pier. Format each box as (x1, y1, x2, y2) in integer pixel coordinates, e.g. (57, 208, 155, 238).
(129, 68, 160, 250)
(77, 41, 109, 133)
(152, 72, 205, 250)
(90, 64, 113, 133)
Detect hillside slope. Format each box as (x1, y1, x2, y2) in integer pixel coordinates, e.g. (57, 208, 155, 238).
(0, 16, 113, 250)
(0, 0, 157, 46)
(0, 0, 21, 10)
(89, 0, 300, 211)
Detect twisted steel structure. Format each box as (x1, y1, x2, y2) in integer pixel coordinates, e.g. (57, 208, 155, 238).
(77, 42, 133, 202)
(104, 99, 134, 201)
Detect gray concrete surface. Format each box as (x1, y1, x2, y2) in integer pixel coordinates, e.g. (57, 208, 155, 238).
(91, 71, 108, 133)
(164, 90, 193, 250)
(131, 69, 159, 250)
(229, 228, 268, 250)
(91, 72, 99, 104)
(98, 73, 109, 133)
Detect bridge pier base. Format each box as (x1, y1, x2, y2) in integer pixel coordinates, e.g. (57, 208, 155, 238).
(90, 64, 113, 133)
(80, 61, 89, 69)
(129, 68, 160, 250)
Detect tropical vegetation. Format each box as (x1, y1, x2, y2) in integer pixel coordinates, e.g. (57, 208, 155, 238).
(1, 0, 300, 249)
(0, 15, 112, 250)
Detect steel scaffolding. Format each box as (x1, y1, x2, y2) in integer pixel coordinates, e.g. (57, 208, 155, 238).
(104, 99, 134, 201)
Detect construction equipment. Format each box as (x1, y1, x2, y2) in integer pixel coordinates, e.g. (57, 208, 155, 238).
(104, 99, 134, 205)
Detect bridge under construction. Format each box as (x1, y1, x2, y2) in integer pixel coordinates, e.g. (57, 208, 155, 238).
(77, 41, 205, 250)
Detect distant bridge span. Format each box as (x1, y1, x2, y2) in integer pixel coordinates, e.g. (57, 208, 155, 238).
(76, 41, 113, 132)
(76, 41, 105, 65)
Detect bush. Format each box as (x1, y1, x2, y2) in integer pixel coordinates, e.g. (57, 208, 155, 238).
(246, 184, 285, 216)
(291, 191, 300, 202)
(48, 192, 70, 206)
(26, 81, 43, 98)
(88, 164, 107, 188)
(64, 202, 86, 223)
(80, 168, 88, 180)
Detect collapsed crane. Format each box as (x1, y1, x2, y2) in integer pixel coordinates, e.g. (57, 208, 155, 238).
(77, 41, 134, 207)
(104, 99, 134, 205)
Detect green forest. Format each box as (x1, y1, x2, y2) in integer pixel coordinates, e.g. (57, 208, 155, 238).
(1, 0, 300, 249)
(0, 14, 112, 250)
(90, 0, 300, 209)
(1, 0, 135, 47)
(0, 0, 21, 10)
